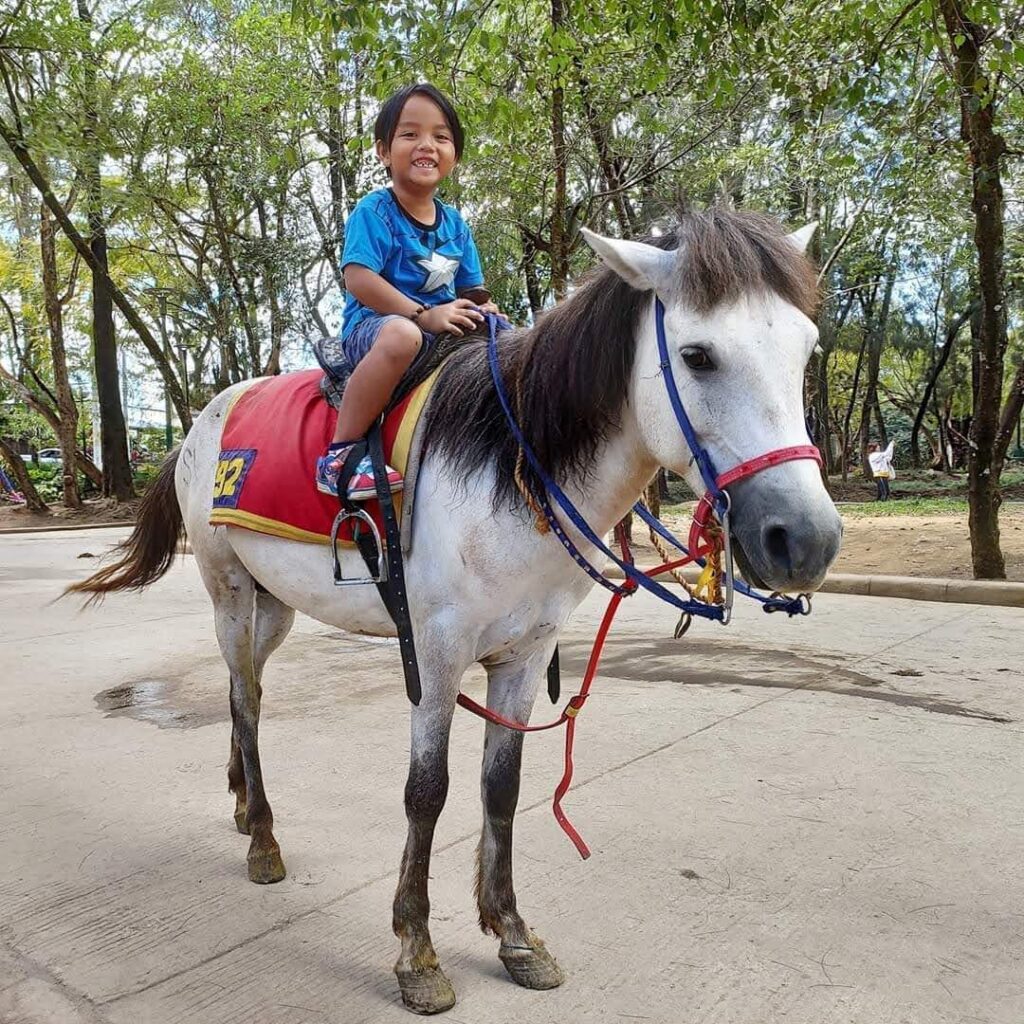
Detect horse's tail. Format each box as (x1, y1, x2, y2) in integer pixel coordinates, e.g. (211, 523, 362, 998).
(65, 448, 184, 604)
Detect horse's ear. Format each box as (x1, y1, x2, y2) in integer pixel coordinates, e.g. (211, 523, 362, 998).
(580, 227, 676, 293)
(787, 222, 818, 254)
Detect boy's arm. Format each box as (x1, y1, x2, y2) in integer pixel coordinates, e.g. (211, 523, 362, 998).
(344, 264, 423, 318)
(344, 264, 483, 335)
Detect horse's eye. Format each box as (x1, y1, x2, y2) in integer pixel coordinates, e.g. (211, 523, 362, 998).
(682, 348, 714, 371)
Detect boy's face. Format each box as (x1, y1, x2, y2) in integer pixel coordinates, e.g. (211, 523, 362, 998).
(376, 94, 458, 193)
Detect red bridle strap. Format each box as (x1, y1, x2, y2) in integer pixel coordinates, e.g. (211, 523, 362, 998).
(715, 443, 823, 490)
(688, 444, 822, 555)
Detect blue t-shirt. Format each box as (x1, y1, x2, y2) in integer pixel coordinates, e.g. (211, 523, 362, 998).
(340, 188, 484, 341)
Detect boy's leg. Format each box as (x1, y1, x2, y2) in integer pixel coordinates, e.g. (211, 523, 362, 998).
(333, 318, 423, 442)
(316, 317, 424, 497)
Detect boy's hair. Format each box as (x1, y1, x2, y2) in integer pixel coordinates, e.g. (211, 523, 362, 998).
(374, 83, 465, 174)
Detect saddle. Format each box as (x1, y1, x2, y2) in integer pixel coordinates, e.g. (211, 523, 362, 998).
(208, 347, 442, 553)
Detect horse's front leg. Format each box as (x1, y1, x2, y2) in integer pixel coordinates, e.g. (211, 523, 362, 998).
(477, 650, 565, 990)
(392, 652, 461, 1015)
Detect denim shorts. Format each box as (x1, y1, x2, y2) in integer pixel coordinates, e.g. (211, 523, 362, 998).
(341, 314, 434, 368)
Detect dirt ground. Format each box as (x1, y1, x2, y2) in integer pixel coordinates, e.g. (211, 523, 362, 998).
(3, 496, 1024, 582)
(829, 506, 1024, 580)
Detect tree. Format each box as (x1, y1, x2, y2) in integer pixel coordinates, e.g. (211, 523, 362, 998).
(937, 0, 1018, 577)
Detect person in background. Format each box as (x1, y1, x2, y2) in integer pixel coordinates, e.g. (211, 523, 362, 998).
(867, 440, 896, 501)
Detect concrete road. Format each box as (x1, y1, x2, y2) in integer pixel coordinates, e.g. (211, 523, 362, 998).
(1, 527, 1022, 1024)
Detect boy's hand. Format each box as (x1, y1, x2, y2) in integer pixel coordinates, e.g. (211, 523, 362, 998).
(418, 299, 485, 337)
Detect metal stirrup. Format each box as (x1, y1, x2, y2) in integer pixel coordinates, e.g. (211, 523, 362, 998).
(330, 508, 388, 585)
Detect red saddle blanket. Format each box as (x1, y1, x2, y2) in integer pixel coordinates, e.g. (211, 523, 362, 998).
(208, 368, 438, 547)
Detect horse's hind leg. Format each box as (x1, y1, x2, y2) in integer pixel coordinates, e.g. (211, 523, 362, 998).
(392, 653, 461, 1014)
(476, 652, 564, 990)
(213, 572, 288, 883)
(228, 589, 294, 837)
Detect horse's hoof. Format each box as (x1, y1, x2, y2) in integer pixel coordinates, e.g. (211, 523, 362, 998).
(499, 940, 565, 990)
(395, 966, 456, 1015)
(247, 846, 286, 884)
(234, 806, 249, 835)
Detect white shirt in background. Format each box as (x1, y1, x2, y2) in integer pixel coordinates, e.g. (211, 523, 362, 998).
(868, 441, 896, 478)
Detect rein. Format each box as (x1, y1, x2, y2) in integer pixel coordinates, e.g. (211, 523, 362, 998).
(456, 304, 823, 859)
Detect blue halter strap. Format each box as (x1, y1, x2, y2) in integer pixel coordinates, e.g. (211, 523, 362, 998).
(485, 300, 812, 620)
(486, 312, 725, 620)
(652, 298, 724, 512)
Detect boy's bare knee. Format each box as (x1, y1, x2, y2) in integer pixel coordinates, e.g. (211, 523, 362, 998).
(376, 319, 422, 363)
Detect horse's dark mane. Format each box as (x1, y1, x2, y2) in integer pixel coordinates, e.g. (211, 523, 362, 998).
(418, 209, 818, 512)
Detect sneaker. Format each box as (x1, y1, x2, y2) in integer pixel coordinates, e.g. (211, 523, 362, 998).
(315, 449, 403, 500)
(315, 447, 349, 496)
(346, 454, 403, 500)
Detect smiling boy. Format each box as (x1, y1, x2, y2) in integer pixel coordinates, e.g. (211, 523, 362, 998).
(315, 83, 499, 499)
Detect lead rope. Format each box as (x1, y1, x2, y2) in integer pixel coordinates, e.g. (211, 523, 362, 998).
(456, 525, 718, 859)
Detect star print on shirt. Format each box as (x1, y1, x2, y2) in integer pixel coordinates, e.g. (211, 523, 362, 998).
(417, 251, 460, 292)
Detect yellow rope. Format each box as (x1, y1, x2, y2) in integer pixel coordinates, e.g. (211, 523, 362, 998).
(648, 515, 724, 606)
(515, 443, 549, 534)
(510, 347, 549, 535)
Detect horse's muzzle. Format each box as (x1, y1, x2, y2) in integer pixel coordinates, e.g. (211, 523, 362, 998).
(729, 481, 843, 593)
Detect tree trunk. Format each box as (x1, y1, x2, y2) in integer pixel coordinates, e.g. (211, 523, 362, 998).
(0, 438, 47, 511)
(813, 292, 854, 476)
(996, 357, 1024, 466)
(520, 227, 545, 317)
(11, 173, 43, 376)
(548, 0, 568, 299)
(910, 304, 973, 468)
(39, 202, 82, 507)
(0, 349, 102, 487)
(324, 38, 346, 276)
(256, 195, 284, 376)
(205, 168, 260, 371)
(841, 329, 869, 481)
(858, 267, 896, 476)
(77, 0, 133, 501)
(940, 0, 1008, 578)
(576, 65, 634, 235)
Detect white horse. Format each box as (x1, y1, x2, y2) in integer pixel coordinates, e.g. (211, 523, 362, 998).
(72, 210, 842, 1015)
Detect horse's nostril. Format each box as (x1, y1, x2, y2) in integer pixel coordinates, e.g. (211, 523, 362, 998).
(764, 524, 791, 570)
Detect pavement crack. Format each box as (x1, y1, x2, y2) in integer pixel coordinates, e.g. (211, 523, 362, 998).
(0, 932, 115, 1023)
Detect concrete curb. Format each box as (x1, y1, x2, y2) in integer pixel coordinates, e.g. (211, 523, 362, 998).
(819, 572, 1024, 608)
(0, 520, 136, 535)
(603, 566, 1024, 609)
